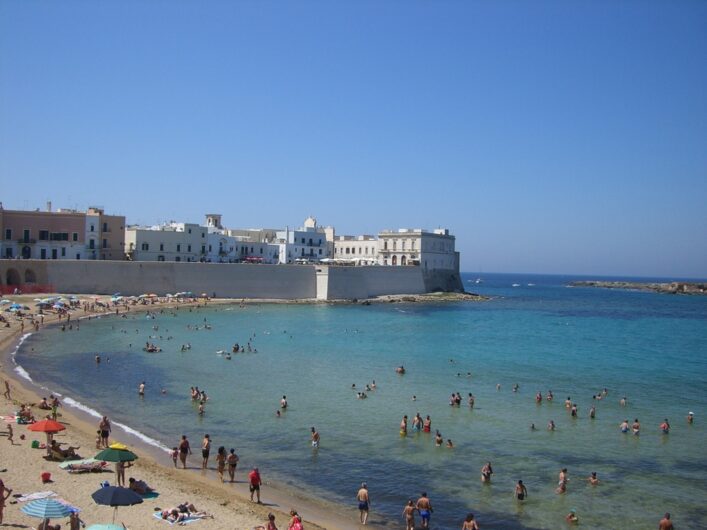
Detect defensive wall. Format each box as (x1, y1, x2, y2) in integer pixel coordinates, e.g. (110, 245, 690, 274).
(0, 260, 463, 300)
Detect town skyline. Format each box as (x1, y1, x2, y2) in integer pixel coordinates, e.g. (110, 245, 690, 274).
(1, 2, 705, 278)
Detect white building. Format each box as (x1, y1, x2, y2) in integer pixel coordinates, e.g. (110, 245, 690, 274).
(378, 228, 458, 271)
(125, 222, 208, 262)
(333, 235, 379, 265)
(275, 217, 334, 264)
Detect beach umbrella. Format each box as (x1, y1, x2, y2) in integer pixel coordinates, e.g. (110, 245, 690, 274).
(94, 447, 138, 462)
(28, 419, 66, 433)
(87, 525, 125, 530)
(21, 498, 74, 526)
(0, 299, 11, 304)
(91, 486, 143, 523)
(9, 303, 22, 309)
(28, 419, 67, 456)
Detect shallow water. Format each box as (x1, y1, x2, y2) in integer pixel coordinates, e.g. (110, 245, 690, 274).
(16, 273, 707, 529)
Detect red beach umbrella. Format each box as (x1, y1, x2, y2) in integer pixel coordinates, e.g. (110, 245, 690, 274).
(28, 419, 66, 433)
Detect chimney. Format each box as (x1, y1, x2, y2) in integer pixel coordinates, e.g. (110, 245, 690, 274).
(47, 201, 52, 212)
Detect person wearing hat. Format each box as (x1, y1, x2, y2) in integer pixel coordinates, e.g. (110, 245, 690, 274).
(687, 411, 694, 424)
(356, 482, 370, 524)
(249, 467, 262, 503)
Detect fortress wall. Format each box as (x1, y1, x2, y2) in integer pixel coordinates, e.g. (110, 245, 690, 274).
(1, 260, 460, 300)
(2, 260, 316, 299)
(322, 266, 426, 300)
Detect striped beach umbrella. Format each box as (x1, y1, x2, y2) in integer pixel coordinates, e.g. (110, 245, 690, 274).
(21, 498, 74, 519)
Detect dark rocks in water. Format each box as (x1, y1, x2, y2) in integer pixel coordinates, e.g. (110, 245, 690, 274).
(569, 280, 706, 295)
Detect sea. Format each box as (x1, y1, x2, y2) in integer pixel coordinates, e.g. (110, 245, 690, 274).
(12, 273, 707, 529)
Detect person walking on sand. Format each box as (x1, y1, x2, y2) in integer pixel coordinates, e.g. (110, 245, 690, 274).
(178, 435, 191, 469)
(416, 492, 433, 529)
(0, 479, 13, 525)
(357, 483, 370, 525)
(402, 500, 416, 530)
(249, 467, 262, 503)
(3, 379, 10, 400)
(99, 416, 111, 448)
(6, 424, 13, 445)
(201, 434, 211, 469)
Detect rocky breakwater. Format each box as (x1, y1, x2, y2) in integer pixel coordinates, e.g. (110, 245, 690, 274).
(569, 280, 707, 295)
(367, 291, 490, 304)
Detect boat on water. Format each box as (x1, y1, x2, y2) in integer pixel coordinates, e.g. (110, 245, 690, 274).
(512, 283, 521, 287)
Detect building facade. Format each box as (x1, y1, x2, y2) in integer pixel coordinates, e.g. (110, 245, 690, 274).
(275, 217, 334, 264)
(125, 222, 208, 262)
(0, 203, 124, 261)
(378, 228, 458, 271)
(333, 235, 379, 264)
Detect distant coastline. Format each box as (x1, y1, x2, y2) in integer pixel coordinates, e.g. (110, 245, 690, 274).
(568, 280, 707, 295)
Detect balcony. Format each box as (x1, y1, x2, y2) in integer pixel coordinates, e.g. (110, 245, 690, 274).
(16, 238, 37, 244)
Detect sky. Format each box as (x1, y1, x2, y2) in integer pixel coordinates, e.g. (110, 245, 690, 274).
(1, 1, 706, 278)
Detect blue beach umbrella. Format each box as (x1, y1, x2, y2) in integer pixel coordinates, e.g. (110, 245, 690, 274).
(87, 525, 125, 530)
(91, 486, 143, 523)
(21, 498, 75, 522)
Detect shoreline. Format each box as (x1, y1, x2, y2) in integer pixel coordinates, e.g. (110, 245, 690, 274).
(0, 295, 363, 530)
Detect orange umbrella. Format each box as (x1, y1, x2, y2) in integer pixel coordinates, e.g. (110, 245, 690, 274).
(28, 419, 66, 433)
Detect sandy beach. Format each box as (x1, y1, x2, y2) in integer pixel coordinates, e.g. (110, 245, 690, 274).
(0, 294, 341, 530)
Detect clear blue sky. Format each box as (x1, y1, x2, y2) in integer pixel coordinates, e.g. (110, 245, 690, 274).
(1, 1, 705, 278)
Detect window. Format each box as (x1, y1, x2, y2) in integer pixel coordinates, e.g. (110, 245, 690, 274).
(209, 245, 212, 252)
(158, 255, 165, 262)
(201, 233, 205, 238)
(301, 238, 305, 244)
(89, 239, 95, 249)
(72, 232, 78, 242)
(40, 248, 47, 259)
(39, 230, 49, 241)
(4, 229, 11, 240)
(159, 243, 164, 251)
(24, 229, 30, 242)
(319, 249, 322, 255)
(141, 243, 149, 251)
(76, 253, 80, 260)
(90, 225, 94, 232)
(384, 241, 388, 250)
(102, 223, 108, 232)
(177, 244, 181, 252)
(188, 229, 192, 234)
(402, 241, 406, 250)
(201, 245, 206, 254)
(346, 248, 350, 254)
(175, 256, 181, 262)
(102, 239, 107, 249)
(61, 247, 66, 257)
(359, 247, 362, 254)
(187, 245, 191, 252)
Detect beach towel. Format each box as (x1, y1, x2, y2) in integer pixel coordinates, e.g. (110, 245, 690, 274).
(17, 491, 56, 502)
(58, 458, 98, 469)
(62, 460, 108, 474)
(152, 512, 203, 525)
(2, 415, 17, 423)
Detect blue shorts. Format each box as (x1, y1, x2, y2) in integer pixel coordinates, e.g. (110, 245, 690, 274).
(419, 509, 430, 520)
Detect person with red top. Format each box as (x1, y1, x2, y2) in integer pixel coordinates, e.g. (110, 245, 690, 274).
(249, 467, 262, 503)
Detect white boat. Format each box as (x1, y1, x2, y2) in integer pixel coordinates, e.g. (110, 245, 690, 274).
(475, 278, 483, 284)
(512, 283, 521, 287)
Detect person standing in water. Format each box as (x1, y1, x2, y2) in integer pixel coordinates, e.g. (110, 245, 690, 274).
(400, 415, 408, 437)
(481, 462, 493, 483)
(416, 492, 433, 529)
(402, 500, 416, 530)
(227, 448, 239, 482)
(138, 381, 146, 397)
(311, 427, 320, 448)
(515, 480, 528, 500)
(201, 434, 211, 470)
(660, 418, 671, 434)
(280, 395, 288, 409)
(356, 483, 370, 525)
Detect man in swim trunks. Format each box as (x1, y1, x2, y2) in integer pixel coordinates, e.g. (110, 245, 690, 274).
(98, 416, 111, 448)
(356, 483, 370, 525)
(620, 419, 630, 433)
(249, 467, 262, 503)
(660, 419, 670, 434)
(201, 434, 211, 469)
(416, 492, 433, 529)
(515, 480, 527, 500)
(311, 427, 320, 448)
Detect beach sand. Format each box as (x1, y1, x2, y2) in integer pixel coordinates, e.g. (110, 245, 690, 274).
(0, 294, 347, 530)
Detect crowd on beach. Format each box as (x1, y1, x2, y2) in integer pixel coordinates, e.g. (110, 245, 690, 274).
(1, 293, 694, 529)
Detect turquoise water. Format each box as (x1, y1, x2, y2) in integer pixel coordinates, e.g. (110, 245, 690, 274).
(15, 273, 707, 529)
